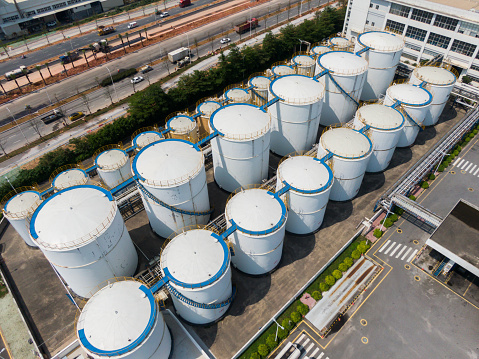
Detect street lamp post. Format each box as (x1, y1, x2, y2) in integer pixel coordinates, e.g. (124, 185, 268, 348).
(435, 150, 450, 173)
(45, 88, 53, 105)
(6, 107, 29, 145)
(4, 175, 16, 192)
(105, 66, 119, 103)
(273, 318, 285, 342)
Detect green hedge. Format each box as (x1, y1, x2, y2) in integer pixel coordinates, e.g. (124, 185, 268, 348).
(373, 228, 383, 238)
(100, 68, 138, 87)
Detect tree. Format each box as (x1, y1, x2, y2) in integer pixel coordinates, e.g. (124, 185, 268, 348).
(344, 257, 353, 267)
(22, 68, 31, 85)
(29, 118, 44, 139)
(61, 61, 68, 76)
(249, 353, 260, 359)
(104, 85, 114, 105)
(139, 31, 144, 47)
(325, 275, 336, 286)
(312, 291, 322, 300)
(119, 34, 127, 54)
(0, 137, 10, 157)
(265, 334, 277, 351)
(36, 65, 46, 85)
(45, 62, 53, 77)
(194, 37, 199, 58)
(357, 243, 368, 254)
(257, 344, 269, 357)
(319, 282, 330, 292)
(13, 77, 22, 92)
(82, 50, 89, 68)
(338, 263, 348, 272)
(282, 318, 292, 331)
(90, 44, 97, 60)
(291, 311, 301, 323)
(125, 32, 131, 47)
(332, 269, 343, 280)
(82, 94, 92, 114)
(277, 327, 289, 340)
(129, 83, 171, 126)
(67, 52, 75, 68)
(297, 303, 309, 316)
(0, 81, 6, 95)
(351, 249, 361, 259)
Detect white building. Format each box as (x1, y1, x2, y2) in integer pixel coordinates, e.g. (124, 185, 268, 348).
(343, 0, 479, 78)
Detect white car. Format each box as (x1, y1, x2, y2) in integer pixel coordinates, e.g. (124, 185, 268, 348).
(160, 11, 169, 18)
(46, 21, 57, 28)
(220, 37, 231, 44)
(131, 76, 144, 84)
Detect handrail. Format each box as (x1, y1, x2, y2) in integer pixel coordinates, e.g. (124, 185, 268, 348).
(166, 282, 236, 309)
(326, 72, 360, 106)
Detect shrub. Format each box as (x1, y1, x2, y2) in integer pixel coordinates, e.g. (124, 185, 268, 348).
(443, 160, 450, 167)
(357, 243, 368, 254)
(383, 218, 394, 228)
(473, 129, 478, 135)
(312, 291, 322, 301)
(373, 229, 383, 239)
(462, 75, 472, 84)
(332, 269, 343, 280)
(100, 68, 138, 86)
(338, 263, 348, 272)
(250, 353, 260, 359)
(465, 137, 471, 142)
(393, 207, 404, 216)
(277, 327, 289, 341)
(257, 344, 269, 357)
(409, 195, 416, 201)
(291, 312, 301, 323)
(429, 173, 436, 180)
(266, 334, 278, 351)
(421, 181, 429, 189)
(319, 282, 330, 292)
(282, 318, 292, 331)
(297, 303, 309, 316)
(389, 213, 399, 222)
(344, 257, 353, 267)
(453, 150, 459, 156)
(325, 275, 336, 286)
(438, 165, 445, 172)
(456, 145, 462, 152)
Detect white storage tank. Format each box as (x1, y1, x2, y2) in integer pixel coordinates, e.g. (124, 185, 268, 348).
(29, 185, 138, 298)
(132, 130, 163, 151)
(2, 189, 42, 247)
(224, 87, 251, 103)
(316, 51, 368, 126)
(196, 100, 221, 136)
(271, 64, 295, 78)
(292, 54, 316, 76)
(248, 75, 271, 106)
(329, 37, 352, 51)
(353, 104, 404, 172)
(310, 45, 331, 59)
(268, 74, 325, 156)
(276, 155, 333, 234)
(132, 139, 211, 238)
(383, 83, 432, 147)
(52, 168, 90, 191)
(409, 66, 456, 126)
(210, 103, 271, 192)
(160, 228, 233, 325)
(167, 113, 198, 143)
(355, 31, 404, 101)
(225, 188, 287, 275)
(95, 148, 131, 189)
(77, 279, 172, 359)
(317, 127, 372, 201)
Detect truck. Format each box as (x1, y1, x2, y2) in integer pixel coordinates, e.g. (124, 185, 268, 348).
(98, 25, 115, 36)
(273, 342, 302, 359)
(59, 51, 80, 64)
(179, 0, 191, 8)
(5, 65, 28, 81)
(234, 18, 258, 34)
(168, 47, 191, 63)
(41, 109, 63, 124)
(92, 40, 109, 53)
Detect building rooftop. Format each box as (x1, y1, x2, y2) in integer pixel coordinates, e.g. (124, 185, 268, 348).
(395, 0, 479, 21)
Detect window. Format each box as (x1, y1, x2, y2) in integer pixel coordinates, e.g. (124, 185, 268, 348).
(375, 5, 379, 9)
(385, 19, 405, 34)
(366, 20, 369, 24)
(370, 3, 373, 7)
(405, 26, 427, 41)
(451, 39, 476, 57)
(434, 15, 458, 31)
(423, 48, 441, 57)
(410, 9, 433, 24)
(36, 6, 52, 13)
(371, 22, 375, 26)
(458, 21, 479, 37)
(2, 15, 19, 22)
(389, 3, 410, 17)
(24, 10, 36, 16)
(470, 64, 479, 72)
(402, 52, 418, 61)
(405, 42, 422, 52)
(52, 2, 66, 9)
(427, 32, 451, 49)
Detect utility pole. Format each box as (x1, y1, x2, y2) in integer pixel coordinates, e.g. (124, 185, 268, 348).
(105, 66, 119, 103)
(6, 107, 29, 145)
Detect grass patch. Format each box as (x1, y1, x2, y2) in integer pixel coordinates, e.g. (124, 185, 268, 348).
(0, 281, 8, 299)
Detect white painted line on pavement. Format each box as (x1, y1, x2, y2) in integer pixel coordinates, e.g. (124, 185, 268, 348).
(474, 168, 479, 176)
(456, 158, 465, 167)
(318, 352, 325, 359)
(452, 157, 461, 166)
(459, 160, 469, 169)
(465, 163, 473, 172)
(297, 334, 305, 343)
(407, 249, 418, 262)
(470, 164, 477, 173)
(306, 343, 315, 353)
(396, 246, 407, 258)
(303, 338, 310, 346)
(389, 243, 402, 257)
(311, 348, 320, 357)
(378, 240, 391, 253)
(401, 247, 412, 261)
(383, 242, 396, 255)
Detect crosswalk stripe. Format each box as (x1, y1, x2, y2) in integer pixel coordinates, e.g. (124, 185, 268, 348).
(311, 348, 320, 357)
(474, 168, 479, 176)
(396, 246, 407, 258)
(383, 241, 396, 255)
(306, 343, 315, 353)
(465, 163, 473, 172)
(470, 164, 477, 173)
(318, 353, 325, 359)
(297, 334, 305, 343)
(407, 249, 418, 262)
(457, 159, 465, 168)
(401, 247, 412, 260)
(452, 157, 461, 166)
(303, 338, 310, 346)
(459, 160, 469, 169)
(378, 240, 391, 253)
(389, 243, 402, 256)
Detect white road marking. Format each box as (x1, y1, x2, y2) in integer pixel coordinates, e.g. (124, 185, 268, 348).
(474, 168, 479, 176)
(452, 157, 461, 166)
(297, 334, 305, 343)
(389, 243, 402, 257)
(465, 163, 473, 172)
(378, 240, 391, 253)
(306, 343, 315, 353)
(396, 246, 407, 258)
(459, 160, 469, 169)
(407, 249, 418, 262)
(384, 242, 396, 255)
(318, 353, 325, 359)
(470, 164, 477, 173)
(303, 338, 310, 346)
(311, 348, 320, 357)
(456, 158, 465, 167)
(401, 247, 412, 260)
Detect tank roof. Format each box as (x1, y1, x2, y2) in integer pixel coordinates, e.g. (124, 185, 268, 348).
(4, 190, 41, 217)
(357, 104, 404, 130)
(53, 168, 88, 189)
(161, 229, 227, 285)
(96, 149, 128, 169)
(272, 65, 295, 76)
(133, 131, 162, 149)
(197, 101, 221, 117)
(293, 54, 315, 66)
(318, 51, 368, 75)
(225, 88, 250, 102)
(357, 31, 404, 52)
(311, 45, 330, 55)
(30, 185, 115, 247)
(270, 75, 325, 104)
(167, 115, 195, 133)
(413, 66, 456, 86)
(387, 83, 432, 106)
(278, 156, 333, 193)
(226, 188, 285, 233)
(329, 37, 351, 46)
(77, 280, 156, 354)
(320, 127, 372, 159)
(249, 76, 271, 89)
(133, 139, 202, 186)
(210, 104, 270, 140)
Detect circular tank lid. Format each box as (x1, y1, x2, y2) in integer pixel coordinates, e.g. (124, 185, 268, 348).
(270, 74, 325, 104)
(293, 54, 315, 66)
(329, 37, 351, 47)
(133, 131, 162, 149)
(320, 127, 372, 159)
(357, 104, 404, 130)
(318, 51, 368, 75)
(278, 156, 333, 193)
(197, 101, 221, 117)
(77, 280, 157, 356)
(95, 149, 128, 170)
(226, 188, 286, 234)
(249, 75, 271, 90)
(133, 139, 202, 186)
(161, 229, 228, 286)
(413, 66, 456, 86)
(210, 103, 270, 140)
(272, 65, 295, 76)
(357, 31, 404, 52)
(167, 115, 196, 133)
(311, 45, 331, 56)
(4, 190, 41, 217)
(29, 185, 115, 248)
(225, 88, 250, 102)
(387, 83, 432, 106)
(53, 168, 88, 190)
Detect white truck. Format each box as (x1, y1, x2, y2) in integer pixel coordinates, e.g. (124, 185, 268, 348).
(5, 65, 28, 81)
(168, 47, 191, 63)
(274, 342, 302, 359)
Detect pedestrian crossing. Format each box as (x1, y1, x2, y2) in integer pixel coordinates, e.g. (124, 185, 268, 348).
(378, 240, 418, 262)
(294, 333, 330, 359)
(452, 158, 479, 176)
